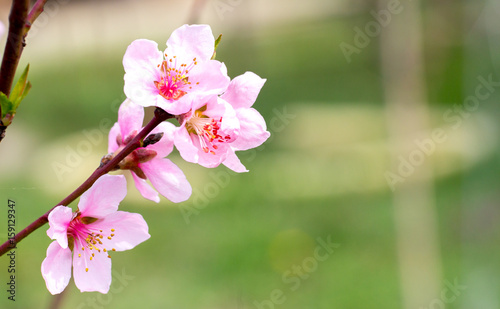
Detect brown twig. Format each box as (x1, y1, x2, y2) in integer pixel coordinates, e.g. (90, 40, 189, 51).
(0, 0, 49, 142)
(27, 0, 49, 27)
(0, 0, 29, 97)
(0, 108, 173, 256)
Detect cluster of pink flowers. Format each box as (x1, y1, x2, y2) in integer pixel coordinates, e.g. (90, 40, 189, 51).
(41, 24, 269, 294)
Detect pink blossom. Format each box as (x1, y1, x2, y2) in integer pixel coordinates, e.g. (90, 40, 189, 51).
(174, 72, 270, 172)
(174, 95, 240, 168)
(123, 24, 230, 115)
(108, 99, 191, 203)
(41, 175, 150, 294)
(220, 72, 271, 172)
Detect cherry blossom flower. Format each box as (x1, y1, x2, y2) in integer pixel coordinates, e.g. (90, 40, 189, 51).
(220, 72, 270, 172)
(174, 72, 270, 172)
(41, 175, 150, 294)
(174, 95, 240, 168)
(123, 24, 230, 115)
(108, 99, 191, 203)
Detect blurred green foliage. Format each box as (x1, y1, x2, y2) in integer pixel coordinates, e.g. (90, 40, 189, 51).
(1, 4, 499, 308)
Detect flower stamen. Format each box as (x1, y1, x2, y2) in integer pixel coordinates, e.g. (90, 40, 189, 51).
(185, 109, 231, 155)
(154, 57, 199, 101)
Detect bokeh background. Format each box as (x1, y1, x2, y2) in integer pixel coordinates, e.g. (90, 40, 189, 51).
(1, 0, 500, 308)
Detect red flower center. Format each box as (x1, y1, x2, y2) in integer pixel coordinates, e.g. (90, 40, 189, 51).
(186, 108, 231, 155)
(154, 56, 199, 101)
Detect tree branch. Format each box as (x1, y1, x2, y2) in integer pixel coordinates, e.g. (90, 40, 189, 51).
(0, 0, 29, 97)
(0, 0, 49, 142)
(0, 108, 173, 256)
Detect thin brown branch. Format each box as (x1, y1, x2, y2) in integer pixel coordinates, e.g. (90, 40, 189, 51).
(0, 108, 173, 256)
(0, 0, 30, 97)
(0, 0, 49, 143)
(27, 0, 50, 27)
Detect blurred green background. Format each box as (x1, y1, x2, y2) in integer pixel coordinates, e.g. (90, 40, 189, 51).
(1, 0, 500, 308)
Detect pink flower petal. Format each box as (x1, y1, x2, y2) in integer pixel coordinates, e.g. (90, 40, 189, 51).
(78, 175, 127, 218)
(155, 93, 194, 115)
(123, 39, 162, 74)
(141, 158, 192, 203)
(72, 248, 112, 293)
(147, 121, 176, 158)
(230, 108, 270, 151)
(131, 171, 160, 203)
(189, 60, 230, 97)
(47, 206, 73, 249)
(108, 123, 121, 153)
(196, 143, 230, 168)
(124, 74, 161, 108)
(194, 96, 239, 141)
(95, 211, 150, 251)
(123, 39, 163, 107)
(174, 126, 199, 163)
(165, 24, 215, 64)
(118, 99, 144, 139)
(214, 97, 240, 142)
(222, 150, 248, 173)
(222, 72, 266, 109)
(41, 242, 72, 295)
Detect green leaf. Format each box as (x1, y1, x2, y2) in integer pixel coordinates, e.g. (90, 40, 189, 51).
(9, 64, 31, 109)
(0, 92, 13, 120)
(211, 34, 222, 60)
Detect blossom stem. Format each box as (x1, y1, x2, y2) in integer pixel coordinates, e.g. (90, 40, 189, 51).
(0, 0, 29, 97)
(26, 0, 50, 27)
(0, 108, 174, 257)
(0, 0, 48, 142)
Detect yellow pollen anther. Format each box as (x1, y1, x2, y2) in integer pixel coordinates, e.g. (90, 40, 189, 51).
(103, 248, 107, 252)
(111, 229, 115, 232)
(108, 236, 112, 240)
(92, 253, 95, 257)
(112, 248, 116, 251)
(85, 268, 89, 272)
(82, 247, 85, 251)
(108, 255, 111, 258)
(111, 234, 115, 237)
(78, 254, 81, 258)
(90, 256, 93, 261)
